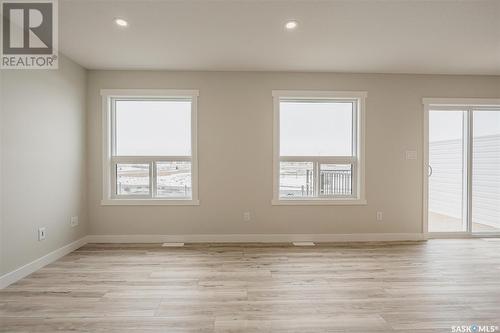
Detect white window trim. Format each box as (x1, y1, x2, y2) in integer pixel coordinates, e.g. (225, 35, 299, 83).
(101, 89, 200, 206)
(272, 90, 367, 205)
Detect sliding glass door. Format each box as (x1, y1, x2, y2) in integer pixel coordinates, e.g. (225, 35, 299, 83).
(472, 110, 500, 233)
(428, 110, 468, 232)
(426, 103, 500, 235)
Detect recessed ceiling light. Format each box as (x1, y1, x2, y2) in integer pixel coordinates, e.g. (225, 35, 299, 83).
(285, 20, 298, 30)
(114, 18, 128, 27)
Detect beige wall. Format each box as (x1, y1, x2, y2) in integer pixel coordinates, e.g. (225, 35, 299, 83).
(0, 56, 88, 275)
(1, 61, 497, 274)
(87, 71, 500, 236)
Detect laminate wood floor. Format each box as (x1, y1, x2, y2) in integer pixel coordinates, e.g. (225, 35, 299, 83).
(1, 239, 500, 332)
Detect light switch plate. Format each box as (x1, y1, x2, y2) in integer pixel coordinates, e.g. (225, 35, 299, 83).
(405, 150, 417, 160)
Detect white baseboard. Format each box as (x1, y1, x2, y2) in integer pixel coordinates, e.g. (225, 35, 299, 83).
(0, 237, 87, 289)
(86, 233, 425, 243)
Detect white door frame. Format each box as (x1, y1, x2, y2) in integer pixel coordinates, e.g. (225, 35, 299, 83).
(422, 98, 500, 239)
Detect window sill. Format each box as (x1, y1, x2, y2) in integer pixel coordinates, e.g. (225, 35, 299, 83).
(101, 199, 200, 206)
(271, 198, 367, 206)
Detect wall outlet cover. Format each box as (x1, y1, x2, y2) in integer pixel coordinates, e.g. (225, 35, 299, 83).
(243, 211, 251, 222)
(38, 227, 46, 241)
(70, 216, 79, 227)
(376, 212, 383, 221)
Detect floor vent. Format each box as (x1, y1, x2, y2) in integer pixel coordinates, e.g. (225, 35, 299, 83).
(292, 242, 316, 246)
(162, 242, 185, 247)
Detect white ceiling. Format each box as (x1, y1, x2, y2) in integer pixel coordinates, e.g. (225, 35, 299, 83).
(60, 0, 500, 75)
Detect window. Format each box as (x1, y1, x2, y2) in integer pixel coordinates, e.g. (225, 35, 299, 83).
(272, 91, 366, 205)
(101, 89, 199, 205)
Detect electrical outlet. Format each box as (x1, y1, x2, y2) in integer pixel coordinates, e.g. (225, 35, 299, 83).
(376, 211, 383, 222)
(70, 216, 79, 227)
(243, 211, 251, 222)
(38, 227, 46, 241)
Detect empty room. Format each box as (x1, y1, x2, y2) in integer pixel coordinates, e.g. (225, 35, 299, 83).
(1, 0, 500, 332)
